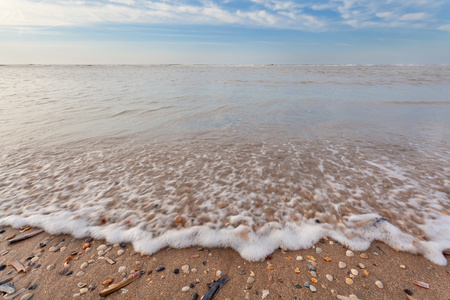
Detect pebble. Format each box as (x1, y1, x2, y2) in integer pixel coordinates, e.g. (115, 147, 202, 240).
(373, 252, 379, 256)
(76, 271, 85, 276)
(156, 265, 165, 272)
(20, 294, 34, 300)
(47, 264, 55, 270)
(261, 290, 270, 299)
(345, 278, 354, 285)
(280, 245, 287, 251)
(346, 250, 355, 257)
(118, 266, 126, 273)
(31, 257, 39, 263)
(117, 249, 125, 256)
(326, 274, 333, 282)
(73, 293, 81, 298)
(306, 264, 316, 271)
(358, 263, 365, 269)
(97, 245, 107, 251)
(360, 253, 368, 259)
(304, 281, 311, 287)
(296, 256, 303, 261)
(338, 262, 347, 268)
(79, 288, 88, 295)
(174, 216, 183, 223)
(181, 286, 190, 292)
(77, 283, 86, 288)
(310, 271, 317, 278)
(294, 268, 300, 274)
(309, 285, 317, 292)
(351, 269, 359, 276)
(120, 242, 126, 248)
(174, 269, 180, 274)
(191, 268, 197, 273)
(182, 265, 190, 274)
(239, 270, 247, 275)
(0, 264, 6, 271)
(267, 264, 274, 270)
(315, 247, 322, 254)
(88, 260, 95, 264)
(49, 246, 60, 252)
(102, 278, 114, 286)
(247, 277, 255, 284)
(375, 280, 384, 289)
(216, 270, 222, 277)
(81, 243, 90, 250)
(80, 262, 88, 270)
(399, 264, 406, 269)
(249, 271, 255, 277)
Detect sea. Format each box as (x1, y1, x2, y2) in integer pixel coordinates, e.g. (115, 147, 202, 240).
(0, 64, 449, 265)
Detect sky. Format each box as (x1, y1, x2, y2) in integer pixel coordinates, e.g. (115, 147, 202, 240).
(1, 0, 450, 64)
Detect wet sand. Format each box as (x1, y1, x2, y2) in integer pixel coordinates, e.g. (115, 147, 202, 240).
(0, 226, 449, 300)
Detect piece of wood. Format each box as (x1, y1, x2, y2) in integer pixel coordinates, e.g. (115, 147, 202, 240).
(203, 274, 229, 300)
(7, 230, 44, 245)
(99, 270, 143, 297)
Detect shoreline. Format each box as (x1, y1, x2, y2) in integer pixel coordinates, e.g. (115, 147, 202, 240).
(0, 226, 449, 299)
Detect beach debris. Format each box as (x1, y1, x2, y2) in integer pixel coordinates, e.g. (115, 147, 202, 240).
(191, 292, 199, 300)
(351, 269, 359, 276)
(239, 270, 246, 275)
(304, 281, 311, 287)
(307, 264, 316, 271)
(324, 257, 331, 262)
(99, 270, 143, 297)
(346, 250, 355, 257)
(267, 264, 274, 270)
(326, 274, 333, 281)
(81, 243, 90, 250)
(6, 234, 16, 241)
(7, 230, 44, 245)
(182, 286, 190, 292)
(348, 215, 386, 227)
(105, 257, 116, 265)
(59, 267, 73, 276)
(27, 284, 38, 291)
(316, 247, 322, 254)
(360, 253, 368, 259)
(19, 293, 34, 300)
(375, 280, 384, 289)
(97, 245, 108, 251)
(9, 261, 26, 273)
(358, 263, 365, 269)
(0, 265, 6, 271)
(413, 280, 430, 289)
(216, 270, 222, 277)
(0, 283, 16, 294)
(203, 274, 229, 300)
(80, 262, 88, 270)
(174, 216, 183, 223)
(80, 288, 88, 295)
(46, 264, 55, 271)
(404, 289, 413, 295)
(0, 230, 4, 234)
(249, 271, 255, 277)
(306, 255, 316, 261)
(363, 270, 370, 276)
(76, 271, 85, 277)
(117, 249, 124, 256)
(0, 250, 9, 256)
(309, 285, 317, 292)
(338, 262, 347, 269)
(294, 268, 300, 274)
(400, 264, 406, 269)
(296, 256, 303, 261)
(310, 271, 317, 278)
(345, 278, 353, 285)
(247, 277, 255, 284)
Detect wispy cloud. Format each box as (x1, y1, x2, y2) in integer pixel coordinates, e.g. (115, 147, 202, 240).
(0, 0, 448, 32)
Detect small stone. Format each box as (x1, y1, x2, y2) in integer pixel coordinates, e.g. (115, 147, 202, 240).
(346, 278, 354, 285)
(182, 286, 190, 292)
(79, 288, 88, 295)
(102, 278, 114, 286)
(97, 245, 107, 251)
(73, 293, 81, 298)
(310, 271, 317, 278)
(60, 246, 67, 252)
(363, 269, 370, 276)
(326, 274, 333, 281)
(375, 280, 384, 289)
(316, 247, 322, 254)
(404, 289, 413, 295)
(373, 252, 379, 256)
(117, 249, 125, 256)
(324, 257, 331, 262)
(351, 269, 359, 276)
(88, 260, 95, 264)
(30, 257, 39, 263)
(304, 281, 311, 287)
(249, 271, 255, 277)
(309, 285, 317, 292)
(280, 245, 287, 251)
(331, 289, 338, 297)
(358, 263, 365, 269)
(296, 256, 303, 261)
(118, 266, 126, 273)
(80, 262, 88, 270)
(20, 293, 34, 300)
(88, 284, 96, 291)
(346, 250, 355, 257)
(174, 269, 180, 274)
(78, 283, 86, 288)
(182, 264, 190, 274)
(98, 250, 107, 256)
(294, 267, 300, 274)
(47, 264, 55, 270)
(261, 290, 270, 299)
(306, 264, 316, 271)
(81, 243, 90, 250)
(360, 253, 368, 259)
(400, 264, 406, 269)
(247, 277, 255, 284)
(239, 270, 246, 275)
(105, 257, 116, 265)
(174, 216, 183, 223)
(295, 284, 302, 289)
(49, 246, 60, 252)
(338, 262, 347, 268)
(191, 268, 197, 273)
(216, 270, 222, 277)
(76, 271, 85, 276)
(156, 265, 165, 272)
(267, 264, 274, 270)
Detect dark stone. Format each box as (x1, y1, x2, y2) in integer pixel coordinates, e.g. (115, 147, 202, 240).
(120, 242, 126, 248)
(191, 293, 199, 300)
(0, 230, 5, 234)
(306, 264, 316, 271)
(295, 284, 302, 289)
(315, 219, 320, 223)
(88, 283, 96, 291)
(189, 283, 195, 289)
(303, 281, 311, 288)
(156, 265, 165, 272)
(64, 270, 73, 276)
(197, 247, 204, 251)
(202, 261, 207, 266)
(0, 265, 6, 271)
(85, 238, 93, 243)
(373, 264, 377, 267)
(34, 264, 41, 269)
(173, 269, 180, 274)
(239, 270, 246, 275)
(28, 283, 38, 290)
(404, 289, 413, 296)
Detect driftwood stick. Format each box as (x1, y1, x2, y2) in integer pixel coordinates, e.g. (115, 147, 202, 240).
(7, 229, 44, 245)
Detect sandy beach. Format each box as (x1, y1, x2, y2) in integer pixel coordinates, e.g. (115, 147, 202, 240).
(0, 226, 448, 300)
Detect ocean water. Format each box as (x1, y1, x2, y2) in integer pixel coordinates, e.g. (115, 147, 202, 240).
(0, 65, 449, 265)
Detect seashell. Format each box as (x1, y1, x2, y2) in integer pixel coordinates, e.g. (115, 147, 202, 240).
(413, 280, 429, 289)
(375, 280, 384, 289)
(345, 278, 353, 285)
(267, 264, 274, 270)
(102, 278, 114, 286)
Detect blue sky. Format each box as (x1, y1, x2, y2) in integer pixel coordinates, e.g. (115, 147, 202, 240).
(1, 0, 450, 64)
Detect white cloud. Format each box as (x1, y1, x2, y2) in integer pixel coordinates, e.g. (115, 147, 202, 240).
(399, 12, 428, 21)
(439, 24, 450, 31)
